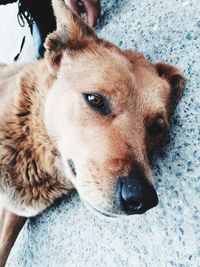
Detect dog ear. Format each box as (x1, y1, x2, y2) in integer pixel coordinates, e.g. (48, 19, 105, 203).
(155, 62, 185, 115)
(44, 0, 98, 71)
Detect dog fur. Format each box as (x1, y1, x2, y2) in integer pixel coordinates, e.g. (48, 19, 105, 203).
(0, 0, 184, 265)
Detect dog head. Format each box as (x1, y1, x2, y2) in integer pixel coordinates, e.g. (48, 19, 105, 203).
(44, 0, 185, 217)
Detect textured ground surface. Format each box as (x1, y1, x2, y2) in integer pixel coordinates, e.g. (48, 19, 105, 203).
(0, 0, 199, 266)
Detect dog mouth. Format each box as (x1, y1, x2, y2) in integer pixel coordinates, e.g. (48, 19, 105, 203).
(83, 199, 125, 218)
(68, 161, 150, 218)
(68, 159, 77, 176)
(67, 160, 119, 217)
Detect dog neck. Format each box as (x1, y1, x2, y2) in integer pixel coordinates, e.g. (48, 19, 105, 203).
(11, 62, 59, 175)
(0, 61, 72, 213)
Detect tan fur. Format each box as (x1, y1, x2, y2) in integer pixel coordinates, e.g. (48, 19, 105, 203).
(0, 0, 185, 217)
(0, 0, 185, 264)
(0, 61, 73, 216)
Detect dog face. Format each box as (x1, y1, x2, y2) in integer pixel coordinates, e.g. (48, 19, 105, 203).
(44, 0, 184, 217)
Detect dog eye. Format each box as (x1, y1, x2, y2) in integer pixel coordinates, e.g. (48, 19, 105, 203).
(83, 93, 110, 116)
(148, 118, 166, 136)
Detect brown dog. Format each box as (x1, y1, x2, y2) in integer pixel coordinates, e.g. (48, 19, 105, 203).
(0, 0, 184, 265)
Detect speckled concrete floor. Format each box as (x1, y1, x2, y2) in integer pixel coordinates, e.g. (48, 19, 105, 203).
(0, 0, 200, 266)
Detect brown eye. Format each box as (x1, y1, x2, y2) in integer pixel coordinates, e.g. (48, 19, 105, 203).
(83, 93, 111, 116)
(88, 94, 102, 107)
(148, 118, 166, 136)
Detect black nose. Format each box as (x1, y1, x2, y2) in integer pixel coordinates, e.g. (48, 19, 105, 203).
(116, 175, 158, 215)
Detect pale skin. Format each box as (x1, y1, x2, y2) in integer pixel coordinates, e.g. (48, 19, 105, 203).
(64, 0, 101, 27)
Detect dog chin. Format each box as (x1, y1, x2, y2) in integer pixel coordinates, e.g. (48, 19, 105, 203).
(82, 199, 127, 219)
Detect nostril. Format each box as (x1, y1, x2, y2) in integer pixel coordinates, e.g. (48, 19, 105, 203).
(125, 200, 143, 211)
(131, 201, 142, 210)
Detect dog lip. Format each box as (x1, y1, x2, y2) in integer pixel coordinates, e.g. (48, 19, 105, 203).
(82, 199, 121, 218)
(83, 199, 142, 218)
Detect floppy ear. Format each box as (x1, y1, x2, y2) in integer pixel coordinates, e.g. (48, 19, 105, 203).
(155, 62, 185, 115)
(44, 0, 98, 71)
